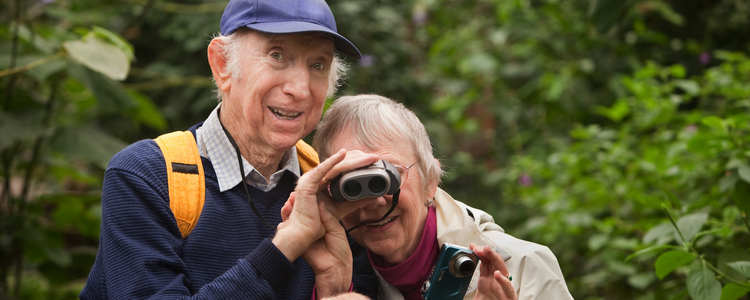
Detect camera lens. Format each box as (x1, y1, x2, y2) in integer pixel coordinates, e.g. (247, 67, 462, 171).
(343, 180, 362, 198)
(368, 176, 387, 194)
(454, 255, 476, 277)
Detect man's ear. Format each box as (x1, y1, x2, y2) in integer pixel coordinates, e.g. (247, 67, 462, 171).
(207, 38, 232, 93)
(426, 158, 441, 200)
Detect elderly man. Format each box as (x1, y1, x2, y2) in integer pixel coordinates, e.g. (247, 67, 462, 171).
(80, 0, 378, 299)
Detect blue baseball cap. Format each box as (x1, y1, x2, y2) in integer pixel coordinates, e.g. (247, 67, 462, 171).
(220, 0, 362, 59)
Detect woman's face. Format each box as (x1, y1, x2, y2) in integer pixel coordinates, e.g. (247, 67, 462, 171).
(332, 129, 433, 264)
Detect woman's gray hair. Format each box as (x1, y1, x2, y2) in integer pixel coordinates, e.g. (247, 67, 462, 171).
(211, 28, 348, 101)
(313, 94, 444, 193)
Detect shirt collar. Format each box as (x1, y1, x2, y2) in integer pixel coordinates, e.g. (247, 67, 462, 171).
(196, 103, 301, 192)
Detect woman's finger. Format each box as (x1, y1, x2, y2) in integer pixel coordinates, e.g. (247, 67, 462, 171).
(495, 270, 517, 299)
(298, 149, 347, 195)
(280, 192, 296, 222)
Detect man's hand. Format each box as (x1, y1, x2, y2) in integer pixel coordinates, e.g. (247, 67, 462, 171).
(470, 244, 518, 300)
(306, 201, 352, 298)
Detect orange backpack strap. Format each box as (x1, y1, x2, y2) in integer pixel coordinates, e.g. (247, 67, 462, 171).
(155, 132, 319, 239)
(295, 139, 319, 173)
(154, 131, 205, 238)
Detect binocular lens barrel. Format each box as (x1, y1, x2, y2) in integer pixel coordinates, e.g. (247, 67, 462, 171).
(343, 176, 388, 198)
(343, 181, 363, 198)
(368, 176, 387, 194)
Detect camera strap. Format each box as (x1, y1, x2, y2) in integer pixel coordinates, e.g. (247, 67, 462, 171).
(219, 118, 276, 231)
(345, 190, 400, 234)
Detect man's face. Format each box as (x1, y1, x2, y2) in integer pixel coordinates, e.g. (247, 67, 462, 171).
(221, 31, 334, 152)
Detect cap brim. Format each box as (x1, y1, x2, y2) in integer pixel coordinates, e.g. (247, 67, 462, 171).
(244, 21, 361, 59)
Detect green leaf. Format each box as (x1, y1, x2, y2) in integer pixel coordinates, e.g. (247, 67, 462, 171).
(588, 234, 608, 251)
(644, 222, 675, 244)
(63, 35, 130, 80)
(595, 99, 630, 122)
(734, 180, 750, 214)
(720, 283, 750, 300)
(655, 251, 696, 279)
(68, 65, 137, 113)
(91, 26, 135, 61)
(674, 80, 700, 95)
(547, 72, 572, 101)
(127, 90, 167, 130)
(670, 65, 687, 78)
(458, 52, 498, 75)
(49, 125, 128, 169)
(0, 112, 45, 151)
(720, 174, 738, 193)
(701, 116, 725, 130)
(653, 2, 685, 26)
(687, 263, 722, 300)
(628, 272, 655, 290)
(676, 212, 709, 242)
(727, 261, 750, 277)
(738, 164, 750, 183)
(626, 244, 673, 261)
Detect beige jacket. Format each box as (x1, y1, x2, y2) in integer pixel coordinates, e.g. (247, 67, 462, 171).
(374, 188, 574, 300)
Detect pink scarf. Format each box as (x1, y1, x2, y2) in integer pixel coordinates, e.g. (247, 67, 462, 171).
(368, 206, 438, 300)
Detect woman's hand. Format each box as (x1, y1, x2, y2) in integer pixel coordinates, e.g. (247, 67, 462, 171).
(317, 150, 380, 219)
(274, 149, 347, 262)
(278, 149, 379, 298)
(470, 244, 518, 300)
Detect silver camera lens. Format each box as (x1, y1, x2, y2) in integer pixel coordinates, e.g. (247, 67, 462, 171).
(450, 254, 477, 278)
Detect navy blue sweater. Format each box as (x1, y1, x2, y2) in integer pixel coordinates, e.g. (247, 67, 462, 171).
(80, 127, 377, 299)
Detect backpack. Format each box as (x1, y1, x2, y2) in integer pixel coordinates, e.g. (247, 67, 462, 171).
(154, 130, 320, 238)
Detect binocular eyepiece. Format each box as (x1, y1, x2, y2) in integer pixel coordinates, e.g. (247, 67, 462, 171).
(329, 160, 401, 202)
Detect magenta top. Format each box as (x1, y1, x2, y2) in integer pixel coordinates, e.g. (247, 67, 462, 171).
(368, 206, 439, 300)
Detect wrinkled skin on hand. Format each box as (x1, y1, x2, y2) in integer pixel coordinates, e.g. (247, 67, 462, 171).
(470, 244, 518, 300)
(279, 149, 380, 299)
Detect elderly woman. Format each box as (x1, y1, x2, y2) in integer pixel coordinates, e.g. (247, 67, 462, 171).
(311, 94, 574, 300)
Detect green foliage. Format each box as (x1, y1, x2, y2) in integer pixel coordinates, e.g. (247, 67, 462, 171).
(2, 0, 750, 298)
(1, 0, 166, 297)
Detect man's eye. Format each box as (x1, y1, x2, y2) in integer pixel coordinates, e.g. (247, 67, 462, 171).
(312, 62, 325, 70)
(270, 52, 284, 60)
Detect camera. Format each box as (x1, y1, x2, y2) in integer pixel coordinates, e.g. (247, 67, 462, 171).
(421, 243, 478, 300)
(329, 160, 401, 202)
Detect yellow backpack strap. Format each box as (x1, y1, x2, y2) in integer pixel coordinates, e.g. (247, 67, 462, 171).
(295, 139, 319, 174)
(154, 131, 205, 238)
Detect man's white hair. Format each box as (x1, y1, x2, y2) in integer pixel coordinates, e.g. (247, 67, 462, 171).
(211, 28, 348, 101)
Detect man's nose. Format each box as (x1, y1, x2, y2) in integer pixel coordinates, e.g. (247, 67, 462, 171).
(282, 64, 312, 100)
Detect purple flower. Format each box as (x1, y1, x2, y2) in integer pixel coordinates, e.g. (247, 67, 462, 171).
(41, 0, 54, 4)
(699, 52, 711, 65)
(519, 174, 532, 187)
(358, 55, 375, 68)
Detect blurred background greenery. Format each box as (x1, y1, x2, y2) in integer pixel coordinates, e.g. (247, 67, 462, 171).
(1, 0, 749, 299)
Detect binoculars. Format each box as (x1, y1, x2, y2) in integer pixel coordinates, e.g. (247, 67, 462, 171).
(329, 160, 401, 202)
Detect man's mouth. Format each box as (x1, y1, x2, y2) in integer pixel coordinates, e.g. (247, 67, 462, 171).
(365, 216, 397, 227)
(271, 108, 301, 120)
